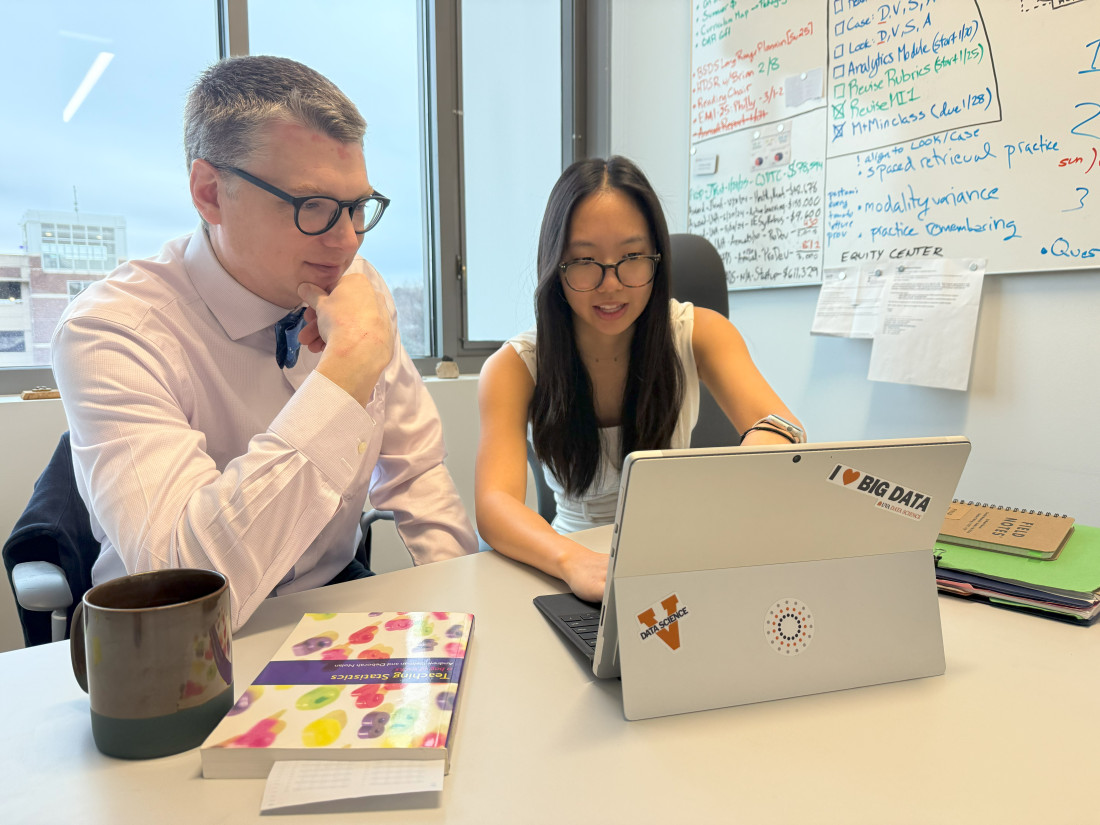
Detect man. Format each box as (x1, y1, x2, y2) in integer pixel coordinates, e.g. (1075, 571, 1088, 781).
(52, 56, 478, 630)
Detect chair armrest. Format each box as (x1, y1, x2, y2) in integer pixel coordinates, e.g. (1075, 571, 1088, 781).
(362, 509, 395, 525)
(11, 561, 74, 612)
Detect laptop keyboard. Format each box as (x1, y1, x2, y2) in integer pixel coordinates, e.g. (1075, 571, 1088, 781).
(561, 610, 601, 648)
(533, 593, 604, 661)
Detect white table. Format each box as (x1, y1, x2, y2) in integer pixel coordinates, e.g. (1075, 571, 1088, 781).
(2, 531, 1097, 824)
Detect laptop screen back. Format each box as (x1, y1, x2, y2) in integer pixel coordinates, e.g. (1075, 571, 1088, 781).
(590, 437, 971, 709)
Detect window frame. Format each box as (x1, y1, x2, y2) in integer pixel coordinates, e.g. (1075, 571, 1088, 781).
(0, 0, 592, 395)
(423, 0, 594, 375)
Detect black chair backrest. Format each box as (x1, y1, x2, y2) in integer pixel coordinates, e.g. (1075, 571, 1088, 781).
(2, 431, 100, 646)
(668, 233, 741, 449)
(669, 233, 729, 315)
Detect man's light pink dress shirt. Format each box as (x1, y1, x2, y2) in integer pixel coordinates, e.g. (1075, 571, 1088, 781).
(52, 229, 477, 630)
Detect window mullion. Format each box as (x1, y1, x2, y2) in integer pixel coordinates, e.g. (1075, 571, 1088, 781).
(219, 0, 249, 58)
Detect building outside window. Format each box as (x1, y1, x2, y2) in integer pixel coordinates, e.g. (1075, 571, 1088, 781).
(67, 280, 98, 301)
(35, 220, 120, 272)
(0, 254, 34, 368)
(0, 331, 27, 354)
(0, 1, 211, 378)
(11, 211, 127, 366)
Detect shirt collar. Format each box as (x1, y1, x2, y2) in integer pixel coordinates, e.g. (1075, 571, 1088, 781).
(184, 225, 299, 341)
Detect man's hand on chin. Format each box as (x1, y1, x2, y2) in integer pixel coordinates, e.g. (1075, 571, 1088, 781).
(298, 273, 395, 406)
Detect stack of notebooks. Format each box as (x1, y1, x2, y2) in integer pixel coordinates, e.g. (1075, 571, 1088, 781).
(934, 500, 1100, 622)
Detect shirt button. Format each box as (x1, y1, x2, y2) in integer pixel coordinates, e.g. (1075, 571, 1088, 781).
(357, 441, 367, 455)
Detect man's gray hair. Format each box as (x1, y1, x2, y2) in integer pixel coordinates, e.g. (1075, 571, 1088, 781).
(184, 55, 366, 171)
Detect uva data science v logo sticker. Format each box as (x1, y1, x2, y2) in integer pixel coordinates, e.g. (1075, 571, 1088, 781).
(636, 594, 688, 651)
(827, 463, 932, 521)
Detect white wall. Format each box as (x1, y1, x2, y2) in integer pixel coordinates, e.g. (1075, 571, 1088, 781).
(608, 0, 1100, 523)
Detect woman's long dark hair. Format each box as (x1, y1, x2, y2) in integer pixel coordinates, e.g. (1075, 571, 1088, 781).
(530, 156, 684, 497)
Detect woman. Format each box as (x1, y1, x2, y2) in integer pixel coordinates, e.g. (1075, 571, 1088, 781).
(475, 156, 803, 602)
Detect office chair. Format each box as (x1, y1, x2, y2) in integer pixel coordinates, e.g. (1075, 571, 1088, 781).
(358, 508, 394, 570)
(2, 432, 394, 645)
(526, 442, 558, 524)
(2, 431, 99, 646)
(668, 232, 741, 449)
(521, 233, 740, 529)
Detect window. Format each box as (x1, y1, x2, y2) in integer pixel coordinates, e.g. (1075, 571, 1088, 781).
(459, 0, 563, 344)
(33, 215, 124, 272)
(0, 1, 578, 393)
(0, 332, 27, 353)
(68, 281, 98, 301)
(0, 283, 22, 303)
(0, 0, 214, 382)
(247, 0, 432, 357)
(246, 1, 567, 358)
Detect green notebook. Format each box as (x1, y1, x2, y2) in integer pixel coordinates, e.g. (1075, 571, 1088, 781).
(935, 524, 1100, 596)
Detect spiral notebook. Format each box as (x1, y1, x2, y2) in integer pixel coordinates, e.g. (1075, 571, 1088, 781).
(938, 500, 1075, 560)
(934, 525, 1100, 623)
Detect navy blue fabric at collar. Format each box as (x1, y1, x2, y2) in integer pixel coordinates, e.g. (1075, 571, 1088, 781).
(275, 307, 307, 369)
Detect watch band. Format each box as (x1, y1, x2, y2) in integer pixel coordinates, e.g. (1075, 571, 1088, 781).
(742, 425, 796, 444)
(748, 414, 806, 444)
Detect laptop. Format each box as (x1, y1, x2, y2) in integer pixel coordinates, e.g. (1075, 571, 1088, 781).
(534, 437, 971, 720)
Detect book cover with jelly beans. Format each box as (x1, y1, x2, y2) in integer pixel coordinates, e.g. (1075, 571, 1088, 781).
(207, 612, 471, 756)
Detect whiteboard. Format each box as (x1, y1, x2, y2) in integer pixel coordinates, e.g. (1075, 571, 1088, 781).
(688, 0, 1100, 289)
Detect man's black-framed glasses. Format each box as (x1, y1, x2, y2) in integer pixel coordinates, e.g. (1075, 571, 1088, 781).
(559, 253, 661, 292)
(222, 166, 390, 236)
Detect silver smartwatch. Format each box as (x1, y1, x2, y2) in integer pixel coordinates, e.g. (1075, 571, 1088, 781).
(752, 414, 806, 444)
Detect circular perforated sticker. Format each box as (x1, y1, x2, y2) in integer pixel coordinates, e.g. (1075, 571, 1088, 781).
(764, 598, 815, 656)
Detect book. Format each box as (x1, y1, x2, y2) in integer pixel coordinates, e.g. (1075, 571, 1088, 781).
(200, 611, 473, 779)
(937, 499, 1075, 560)
(935, 524, 1100, 622)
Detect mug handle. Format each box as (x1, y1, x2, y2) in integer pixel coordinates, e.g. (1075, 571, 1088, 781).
(70, 599, 89, 693)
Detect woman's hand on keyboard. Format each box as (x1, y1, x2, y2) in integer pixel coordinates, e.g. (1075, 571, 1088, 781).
(559, 544, 611, 603)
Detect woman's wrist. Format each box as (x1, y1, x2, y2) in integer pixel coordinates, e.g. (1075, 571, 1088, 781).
(554, 538, 591, 583)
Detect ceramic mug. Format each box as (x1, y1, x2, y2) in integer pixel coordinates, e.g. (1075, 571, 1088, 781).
(70, 568, 233, 759)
